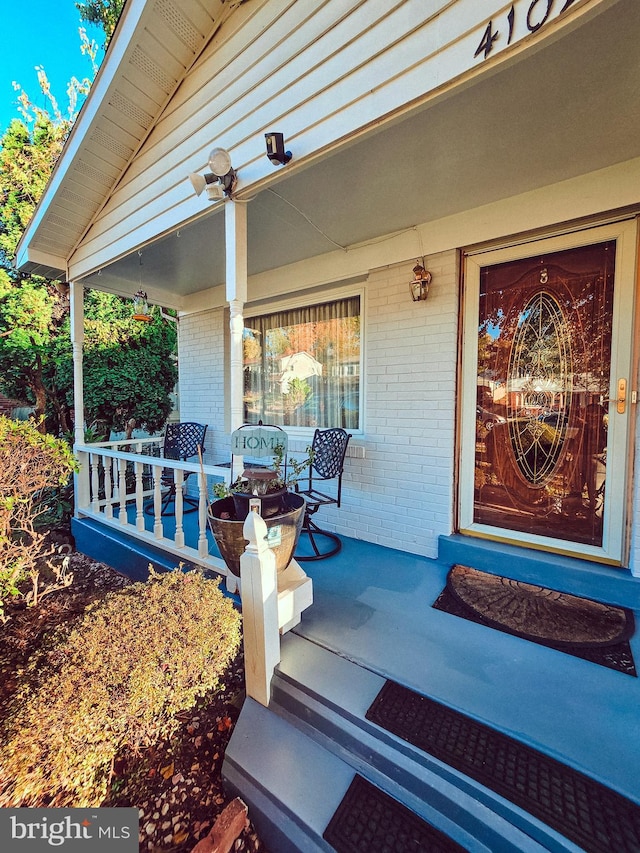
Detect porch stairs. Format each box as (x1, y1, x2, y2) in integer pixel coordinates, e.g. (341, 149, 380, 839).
(222, 536, 640, 853)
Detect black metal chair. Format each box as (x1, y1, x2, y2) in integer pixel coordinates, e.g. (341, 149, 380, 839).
(295, 427, 351, 561)
(145, 422, 207, 516)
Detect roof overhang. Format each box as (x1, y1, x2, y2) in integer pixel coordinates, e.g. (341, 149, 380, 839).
(16, 0, 640, 305)
(15, 0, 239, 281)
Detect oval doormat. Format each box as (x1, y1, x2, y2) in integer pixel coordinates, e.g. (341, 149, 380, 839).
(447, 565, 635, 648)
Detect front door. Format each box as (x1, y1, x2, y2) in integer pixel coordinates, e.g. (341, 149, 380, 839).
(460, 220, 637, 564)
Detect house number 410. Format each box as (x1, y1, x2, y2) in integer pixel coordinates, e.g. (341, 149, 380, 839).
(474, 0, 578, 60)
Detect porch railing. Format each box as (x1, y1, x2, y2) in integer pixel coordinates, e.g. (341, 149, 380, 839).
(75, 437, 314, 707)
(74, 437, 232, 578)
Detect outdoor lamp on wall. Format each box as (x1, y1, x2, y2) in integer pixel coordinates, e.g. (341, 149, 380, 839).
(133, 290, 152, 322)
(265, 132, 292, 166)
(188, 147, 237, 200)
(409, 260, 432, 302)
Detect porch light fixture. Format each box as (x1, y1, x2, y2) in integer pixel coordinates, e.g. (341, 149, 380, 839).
(188, 147, 237, 200)
(133, 251, 152, 321)
(188, 171, 224, 200)
(409, 260, 432, 302)
(133, 290, 152, 322)
(265, 132, 292, 166)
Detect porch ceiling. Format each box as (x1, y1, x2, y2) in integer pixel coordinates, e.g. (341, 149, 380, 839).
(26, 0, 640, 304)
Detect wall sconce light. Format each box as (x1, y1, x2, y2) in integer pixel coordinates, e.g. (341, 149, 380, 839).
(188, 147, 237, 200)
(409, 260, 432, 302)
(265, 132, 292, 166)
(133, 290, 152, 322)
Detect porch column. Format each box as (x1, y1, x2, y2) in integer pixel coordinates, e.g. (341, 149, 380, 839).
(225, 200, 247, 433)
(70, 280, 85, 444)
(69, 280, 89, 512)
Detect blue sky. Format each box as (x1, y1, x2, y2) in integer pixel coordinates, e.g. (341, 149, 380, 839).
(0, 0, 103, 136)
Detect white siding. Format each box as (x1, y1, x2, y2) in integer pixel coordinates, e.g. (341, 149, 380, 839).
(69, 0, 593, 280)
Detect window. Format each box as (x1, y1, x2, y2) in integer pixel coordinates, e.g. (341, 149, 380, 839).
(243, 296, 361, 430)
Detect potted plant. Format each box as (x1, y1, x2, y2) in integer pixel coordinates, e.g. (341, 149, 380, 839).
(223, 442, 299, 519)
(208, 433, 313, 578)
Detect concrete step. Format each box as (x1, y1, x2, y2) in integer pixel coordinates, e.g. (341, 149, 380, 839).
(223, 634, 584, 853)
(222, 697, 350, 853)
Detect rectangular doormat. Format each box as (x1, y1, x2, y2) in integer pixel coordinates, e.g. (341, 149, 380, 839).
(432, 565, 636, 676)
(323, 774, 465, 853)
(365, 680, 640, 853)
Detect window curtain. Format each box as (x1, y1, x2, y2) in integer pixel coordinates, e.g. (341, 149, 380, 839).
(243, 296, 360, 428)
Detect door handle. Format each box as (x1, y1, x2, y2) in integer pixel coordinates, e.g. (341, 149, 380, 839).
(604, 379, 627, 414)
(602, 379, 627, 413)
(616, 378, 626, 414)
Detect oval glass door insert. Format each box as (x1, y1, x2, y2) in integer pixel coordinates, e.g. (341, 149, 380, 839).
(507, 290, 571, 485)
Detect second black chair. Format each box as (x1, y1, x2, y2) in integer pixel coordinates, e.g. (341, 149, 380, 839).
(145, 421, 207, 516)
(295, 427, 351, 561)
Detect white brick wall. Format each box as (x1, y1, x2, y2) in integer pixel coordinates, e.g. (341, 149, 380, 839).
(331, 252, 459, 558)
(177, 308, 227, 466)
(176, 251, 459, 559)
(174, 248, 640, 571)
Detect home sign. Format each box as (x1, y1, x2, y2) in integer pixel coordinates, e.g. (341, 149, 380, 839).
(231, 425, 288, 457)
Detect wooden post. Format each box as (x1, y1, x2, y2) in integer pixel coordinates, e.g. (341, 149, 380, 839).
(240, 511, 280, 707)
(225, 201, 247, 435)
(70, 280, 89, 512)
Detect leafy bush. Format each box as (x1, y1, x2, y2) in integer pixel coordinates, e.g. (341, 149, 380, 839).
(0, 568, 241, 807)
(0, 416, 78, 620)
(54, 291, 178, 436)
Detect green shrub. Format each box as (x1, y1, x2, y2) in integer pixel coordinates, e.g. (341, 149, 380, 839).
(0, 568, 241, 807)
(0, 416, 78, 620)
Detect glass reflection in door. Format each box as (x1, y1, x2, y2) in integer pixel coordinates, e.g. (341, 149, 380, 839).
(474, 241, 614, 547)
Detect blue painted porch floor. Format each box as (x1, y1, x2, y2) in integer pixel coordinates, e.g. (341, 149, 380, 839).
(226, 537, 640, 851)
(75, 506, 640, 850)
(292, 536, 640, 801)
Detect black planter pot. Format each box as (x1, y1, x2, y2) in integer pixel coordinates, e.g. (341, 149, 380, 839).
(208, 492, 305, 578)
(231, 486, 288, 520)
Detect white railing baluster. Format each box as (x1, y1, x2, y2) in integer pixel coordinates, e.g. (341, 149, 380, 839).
(135, 460, 145, 531)
(118, 458, 128, 525)
(90, 453, 100, 513)
(152, 463, 163, 538)
(73, 439, 231, 577)
(174, 469, 185, 548)
(104, 456, 113, 519)
(198, 470, 208, 558)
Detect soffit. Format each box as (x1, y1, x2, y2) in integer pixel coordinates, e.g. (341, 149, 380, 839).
(15, 0, 237, 280)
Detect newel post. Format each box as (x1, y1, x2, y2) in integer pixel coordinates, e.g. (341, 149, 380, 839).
(240, 511, 280, 707)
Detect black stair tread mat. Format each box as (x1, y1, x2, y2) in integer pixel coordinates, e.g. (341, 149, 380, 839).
(323, 773, 465, 853)
(433, 584, 637, 676)
(366, 680, 640, 853)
